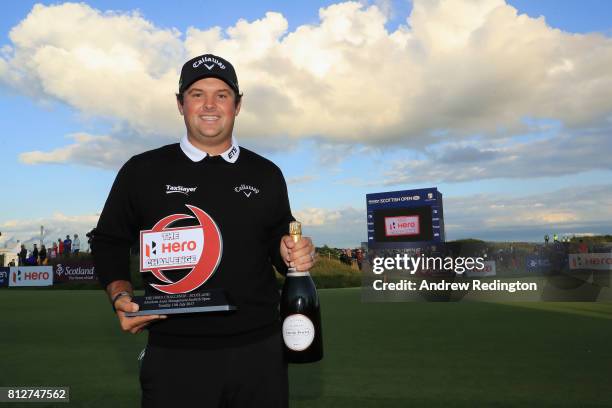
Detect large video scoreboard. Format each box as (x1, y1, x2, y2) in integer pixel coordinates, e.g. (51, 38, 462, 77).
(366, 187, 445, 245)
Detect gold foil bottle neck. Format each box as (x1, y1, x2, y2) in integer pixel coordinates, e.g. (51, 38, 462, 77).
(290, 221, 302, 243)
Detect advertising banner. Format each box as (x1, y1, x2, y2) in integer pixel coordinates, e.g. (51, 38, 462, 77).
(0, 267, 8, 287)
(464, 260, 496, 277)
(53, 262, 97, 283)
(384, 216, 420, 237)
(525, 256, 552, 274)
(9, 266, 53, 287)
(569, 253, 612, 271)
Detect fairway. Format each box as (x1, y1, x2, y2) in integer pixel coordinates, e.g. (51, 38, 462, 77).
(1, 289, 611, 407)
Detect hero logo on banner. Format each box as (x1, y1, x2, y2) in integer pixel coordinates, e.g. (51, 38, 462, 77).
(465, 261, 497, 277)
(9, 266, 53, 287)
(569, 253, 612, 271)
(384, 216, 420, 237)
(140, 205, 222, 294)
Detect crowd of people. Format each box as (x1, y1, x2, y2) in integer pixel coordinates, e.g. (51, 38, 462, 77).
(16, 234, 83, 266)
(339, 248, 365, 270)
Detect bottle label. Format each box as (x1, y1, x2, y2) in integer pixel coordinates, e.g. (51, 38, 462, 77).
(282, 314, 315, 351)
(286, 271, 310, 277)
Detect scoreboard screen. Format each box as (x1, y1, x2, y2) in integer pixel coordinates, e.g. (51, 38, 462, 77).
(366, 187, 445, 245)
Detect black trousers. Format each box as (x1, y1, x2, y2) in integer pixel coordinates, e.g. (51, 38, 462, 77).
(140, 331, 288, 408)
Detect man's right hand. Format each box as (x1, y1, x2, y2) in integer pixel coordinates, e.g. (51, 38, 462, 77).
(114, 295, 167, 335)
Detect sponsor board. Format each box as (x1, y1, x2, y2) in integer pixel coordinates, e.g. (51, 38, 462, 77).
(0, 267, 8, 287)
(464, 261, 496, 277)
(569, 253, 612, 271)
(53, 262, 97, 283)
(525, 256, 552, 274)
(9, 266, 53, 287)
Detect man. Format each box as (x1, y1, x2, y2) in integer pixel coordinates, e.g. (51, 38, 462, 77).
(72, 234, 80, 254)
(93, 54, 315, 408)
(578, 239, 588, 254)
(63, 235, 72, 257)
(39, 244, 47, 265)
(18, 244, 27, 265)
(32, 244, 39, 265)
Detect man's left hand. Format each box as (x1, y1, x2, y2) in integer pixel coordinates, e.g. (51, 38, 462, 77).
(280, 235, 316, 271)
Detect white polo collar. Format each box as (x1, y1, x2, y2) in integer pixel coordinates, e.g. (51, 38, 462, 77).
(180, 135, 240, 163)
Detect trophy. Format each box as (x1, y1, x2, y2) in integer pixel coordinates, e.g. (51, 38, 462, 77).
(125, 204, 235, 316)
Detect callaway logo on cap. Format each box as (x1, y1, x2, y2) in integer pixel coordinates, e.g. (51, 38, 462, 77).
(178, 54, 240, 95)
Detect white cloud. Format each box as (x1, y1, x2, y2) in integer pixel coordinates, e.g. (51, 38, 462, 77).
(0, 212, 99, 250)
(5, 4, 184, 135)
(382, 128, 612, 184)
(18, 132, 148, 169)
(287, 175, 318, 185)
(444, 184, 612, 240)
(1, 1, 611, 171)
(293, 206, 365, 247)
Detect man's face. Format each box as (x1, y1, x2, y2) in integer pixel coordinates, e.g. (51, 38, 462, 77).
(177, 77, 241, 152)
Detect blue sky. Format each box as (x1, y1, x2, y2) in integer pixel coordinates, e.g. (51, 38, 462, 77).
(1, 0, 611, 248)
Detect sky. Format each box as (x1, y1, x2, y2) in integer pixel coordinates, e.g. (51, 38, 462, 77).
(0, 0, 611, 250)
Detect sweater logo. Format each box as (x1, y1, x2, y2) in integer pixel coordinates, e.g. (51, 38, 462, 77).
(166, 185, 197, 196)
(234, 184, 259, 198)
(139, 205, 223, 294)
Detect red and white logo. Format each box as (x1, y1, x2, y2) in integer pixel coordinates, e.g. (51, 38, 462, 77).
(569, 253, 612, 271)
(465, 261, 497, 277)
(8, 266, 53, 287)
(140, 205, 222, 294)
(384, 215, 420, 237)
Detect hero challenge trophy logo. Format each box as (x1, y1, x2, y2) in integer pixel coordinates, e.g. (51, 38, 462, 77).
(140, 205, 222, 294)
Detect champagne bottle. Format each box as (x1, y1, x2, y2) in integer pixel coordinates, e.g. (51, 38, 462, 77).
(280, 221, 323, 363)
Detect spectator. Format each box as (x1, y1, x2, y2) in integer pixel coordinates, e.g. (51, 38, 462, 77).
(578, 239, 589, 254)
(58, 238, 64, 257)
(63, 235, 72, 257)
(73, 234, 81, 254)
(39, 244, 47, 265)
(49, 242, 58, 260)
(18, 244, 27, 265)
(356, 249, 364, 270)
(32, 244, 39, 265)
(339, 251, 350, 266)
(510, 245, 517, 269)
(26, 250, 36, 266)
(86, 228, 96, 253)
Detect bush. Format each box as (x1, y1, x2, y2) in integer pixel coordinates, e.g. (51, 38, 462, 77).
(129, 255, 361, 290)
(276, 257, 361, 289)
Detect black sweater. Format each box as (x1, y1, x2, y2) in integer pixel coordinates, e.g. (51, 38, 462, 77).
(93, 143, 293, 348)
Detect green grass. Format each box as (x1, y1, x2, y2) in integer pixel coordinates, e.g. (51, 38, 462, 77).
(1, 290, 611, 407)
